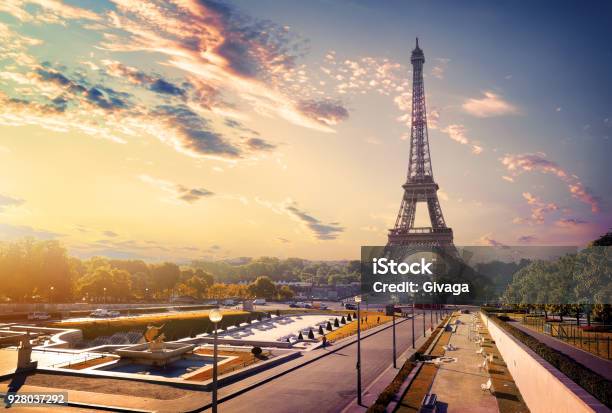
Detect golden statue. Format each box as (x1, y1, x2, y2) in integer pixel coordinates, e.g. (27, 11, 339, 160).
(144, 324, 165, 343)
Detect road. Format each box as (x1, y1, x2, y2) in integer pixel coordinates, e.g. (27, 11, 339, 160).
(207, 311, 438, 413)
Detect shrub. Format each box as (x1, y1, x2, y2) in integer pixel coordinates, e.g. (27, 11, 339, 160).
(297, 331, 303, 340)
(326, 321, 332, 331)
(353, 312, 357, 318)
(318, 325, 324, 335)
(308, 329, 315, 339)
(334, 318, 340, 328)
(347, 314, 352, 322)
(341, 316, 346, 324)
(251, 346, 262, 356)
(276, 309, 280, 316)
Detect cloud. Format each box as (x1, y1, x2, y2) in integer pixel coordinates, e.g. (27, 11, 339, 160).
(521, 192, 558, 224)
(517, 235, 537, 243)
(501, 152, 600, 213)
(276, 237, 291, 243)
(102, 230, 119, 237)
(442, 124, 468, 144)
(555, 218, 588, 228)
(0, 0, 100, 24)
(176, 186, 214, 203)
(258, 197, 343, 240)
(440, 124, 484, 155)
(0, 193, 24, 211)
(150, 78, 185, 96)
(296, 99, 349, 126)
(139, 174, 214, 203)
(462, 91, 518, 118)
(102, 60, 186, 97)
(479, 235, 509, 248)
(284, 201, 344, 240)
(97, 0, 342, 134)
(0, 222, 61, 240)
(431, 58, 450, 79)
(244, 137, 276, 152)
(150, 105, 241, 158)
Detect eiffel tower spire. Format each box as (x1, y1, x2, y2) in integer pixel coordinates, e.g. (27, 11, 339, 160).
(388, 39, 454, 247)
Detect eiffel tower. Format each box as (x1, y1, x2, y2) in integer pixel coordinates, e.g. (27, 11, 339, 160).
(388, 38, 454, 248)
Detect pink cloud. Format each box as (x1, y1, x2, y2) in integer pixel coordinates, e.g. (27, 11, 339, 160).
(462, 91, 518, 118)
(440, 124, 484, 155)
(521, 192, 558, 224)
(501, 152, 600, 213)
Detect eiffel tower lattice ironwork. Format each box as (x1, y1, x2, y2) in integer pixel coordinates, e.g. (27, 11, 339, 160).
(388, 38, 454, 247)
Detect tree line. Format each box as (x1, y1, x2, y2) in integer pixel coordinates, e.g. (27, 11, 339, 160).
(501, 233, 611, 325)
(0, 238, 297, 303)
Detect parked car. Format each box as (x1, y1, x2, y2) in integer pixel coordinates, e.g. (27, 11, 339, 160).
(344, 303, 357, 310)
(222, 299, 236, 306)
(253, 298, 267, 305)
(289, 302, 299, 308)
(27, 312, 51, 320)
(90, 308, 120, 318)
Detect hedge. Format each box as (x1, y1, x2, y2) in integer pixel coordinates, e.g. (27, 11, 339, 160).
(52, 311, 263, 340)
(489, 314, 612, 408)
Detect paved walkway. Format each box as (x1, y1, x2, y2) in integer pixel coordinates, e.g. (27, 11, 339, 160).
(341, 314, 436, 412)
(205, 312, 442, 413)
(511, 321, 612, 381)
(430, 314, 499, 413)
(0, 348, 17, 376)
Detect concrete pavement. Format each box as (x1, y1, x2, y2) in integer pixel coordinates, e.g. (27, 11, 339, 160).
(430, 314, 499, 413)
(203, 311, 442, 413)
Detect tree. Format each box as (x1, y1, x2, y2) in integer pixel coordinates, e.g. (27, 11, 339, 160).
(318, 325, 324, 335)
(308, 329, 315, 339)
(277, 285, 294, 300)
(150, 262, 180, 298)
(249, 276, 277, 300)
(326, 321, 332, 331)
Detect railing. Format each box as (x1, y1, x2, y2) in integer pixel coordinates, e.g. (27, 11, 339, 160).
(521, 316, 612, 360)
(389, 227, 452, 235)
(48, 352, 106, 368)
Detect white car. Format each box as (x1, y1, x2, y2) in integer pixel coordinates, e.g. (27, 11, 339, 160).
(27, 312, 51, 320)
(90, 308, 120, 318)
(253, 298, 266, 305)
(222, 299, 235, 306)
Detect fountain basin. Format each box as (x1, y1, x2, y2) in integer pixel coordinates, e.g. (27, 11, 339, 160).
(116, 342, 195, 366)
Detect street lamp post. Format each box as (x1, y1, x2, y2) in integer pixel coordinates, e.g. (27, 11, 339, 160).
(390, 296, 398, 369)
(430, 302, 433, 330)
(209, 309, 223, 413)
(411, 299, 415, 348)
(49, 286, 54, 304)
(422, 305, 426, 337)
(103, 287, 107, 305)
(355, 295, 362, 406)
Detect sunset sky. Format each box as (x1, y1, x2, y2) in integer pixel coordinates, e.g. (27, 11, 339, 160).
(0, 0, 610, 261)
